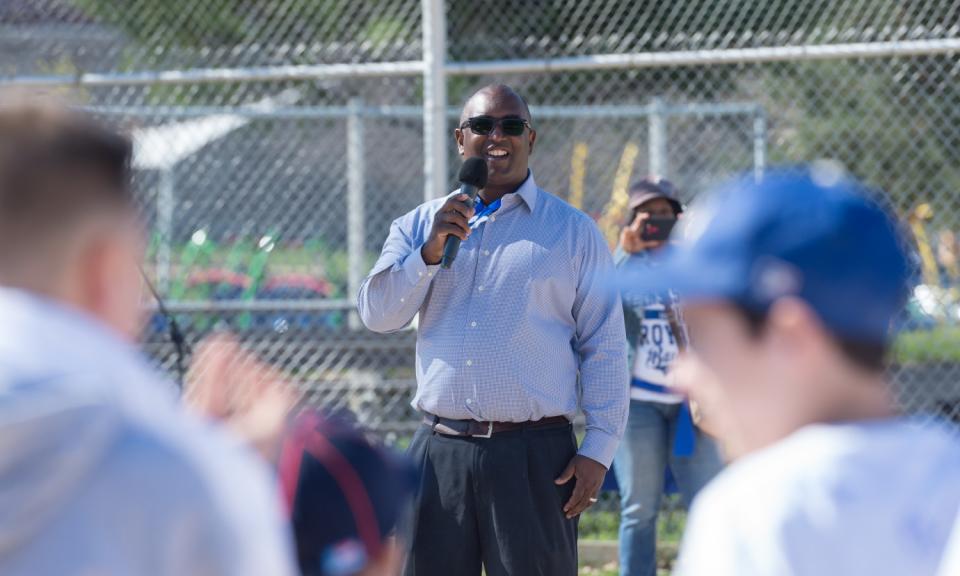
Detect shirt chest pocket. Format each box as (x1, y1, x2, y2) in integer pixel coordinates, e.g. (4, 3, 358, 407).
(527, 242, 576, 319)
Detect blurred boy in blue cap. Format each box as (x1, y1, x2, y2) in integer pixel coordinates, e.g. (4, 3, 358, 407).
(616, 164, 960, 576)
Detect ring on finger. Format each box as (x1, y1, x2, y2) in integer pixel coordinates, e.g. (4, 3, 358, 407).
(588, 497, 598, 503)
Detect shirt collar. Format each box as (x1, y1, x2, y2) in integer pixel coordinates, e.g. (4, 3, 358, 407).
(0, 287, 139, 358)
(499, 170, 539, 212)
(0, 286, 177, 394)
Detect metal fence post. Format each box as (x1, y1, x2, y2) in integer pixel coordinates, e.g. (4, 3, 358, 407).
(422, 0, 448, 202)
(347, 98, 366, 329)
(753, 109, 767, 182)
(648, 97, 668, 178)
(157, 168, 175, 292)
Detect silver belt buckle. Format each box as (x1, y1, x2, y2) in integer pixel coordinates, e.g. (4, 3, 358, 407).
(472, 421, 494, 438)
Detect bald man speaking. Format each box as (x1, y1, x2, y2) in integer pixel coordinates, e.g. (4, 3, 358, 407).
(358, 84, 628, 575)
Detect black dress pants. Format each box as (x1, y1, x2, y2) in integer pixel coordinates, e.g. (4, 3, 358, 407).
(402, 422, 579, 576)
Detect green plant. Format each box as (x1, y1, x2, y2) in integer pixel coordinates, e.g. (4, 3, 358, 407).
(579, 509, 620, 541)
(894, 327, 960, 364)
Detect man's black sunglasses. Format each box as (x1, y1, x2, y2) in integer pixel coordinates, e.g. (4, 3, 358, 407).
(459, 116, 531, 136)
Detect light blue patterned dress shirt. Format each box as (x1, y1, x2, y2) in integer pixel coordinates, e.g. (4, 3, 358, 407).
(358, 172, 628, 466)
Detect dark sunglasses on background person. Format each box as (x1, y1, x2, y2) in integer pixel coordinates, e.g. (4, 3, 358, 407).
(459, 115, 531, 136)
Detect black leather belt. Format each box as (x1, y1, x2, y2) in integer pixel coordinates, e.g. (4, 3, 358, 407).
(423, 414, 571, 438)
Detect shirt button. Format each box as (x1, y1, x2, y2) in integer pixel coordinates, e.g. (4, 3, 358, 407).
(470, 321, 477, 327)
(490, 216, 496, 222)
(466, 359, 473, 366)
(466, 398, 473, 404)
(418, 271, 423, 277)
(400, 298, 405, 303)
(478, 286, 484, 292)
(483, 250, 490, 256)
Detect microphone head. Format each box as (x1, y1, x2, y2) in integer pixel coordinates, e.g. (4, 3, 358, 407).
(458, 157, 488, 188)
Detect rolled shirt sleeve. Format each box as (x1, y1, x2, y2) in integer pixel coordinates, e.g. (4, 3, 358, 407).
(357, 207, 442, 333)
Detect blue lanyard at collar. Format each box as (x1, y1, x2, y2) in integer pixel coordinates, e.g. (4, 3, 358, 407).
(469, 196, 502, 228)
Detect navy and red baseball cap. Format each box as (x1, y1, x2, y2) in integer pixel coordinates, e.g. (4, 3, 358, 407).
(279, 411, 418, 576)
(613, 164, 910, 344)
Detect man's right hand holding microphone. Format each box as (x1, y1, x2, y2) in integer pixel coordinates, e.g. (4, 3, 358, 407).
(421, 193, 476, 265)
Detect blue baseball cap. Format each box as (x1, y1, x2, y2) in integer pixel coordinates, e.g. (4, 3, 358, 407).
(613, 164, 910, 343)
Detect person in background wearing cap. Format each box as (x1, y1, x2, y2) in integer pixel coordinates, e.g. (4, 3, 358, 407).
(614, 166, 960, 576)
(612, 178, 723, 576)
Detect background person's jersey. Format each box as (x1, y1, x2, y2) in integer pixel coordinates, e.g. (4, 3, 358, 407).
(617, 250, 685, 404)
(628, 296, 684, 403)
(0, 288, 296, 576)
(676, 418, 960, 576)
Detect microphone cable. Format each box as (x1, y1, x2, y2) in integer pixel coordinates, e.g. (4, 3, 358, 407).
(140, 267, 189, 390)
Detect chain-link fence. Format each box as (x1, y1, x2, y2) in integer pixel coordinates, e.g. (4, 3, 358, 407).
(4, 0, 960, 483)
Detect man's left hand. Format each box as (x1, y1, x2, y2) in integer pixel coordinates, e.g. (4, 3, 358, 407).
(555, 454, 606, 519)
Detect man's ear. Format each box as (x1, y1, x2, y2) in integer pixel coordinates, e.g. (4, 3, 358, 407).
(765, 297, 825, 357)
(455, 128, 465, 156)
(74, 230, 114, 324)
(79, 224, 144, 340)
(527, 128, 537, 155)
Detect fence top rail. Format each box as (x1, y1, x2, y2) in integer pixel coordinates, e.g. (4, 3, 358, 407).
(88, 102, 765, 120)
(3, 38, 958, 88)
(444, 38, 960, 75)
(1, 60, 426, 88)
(146, 298, 356, 313)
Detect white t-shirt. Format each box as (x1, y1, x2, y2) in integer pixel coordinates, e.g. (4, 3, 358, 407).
(676, 418, 960, 576)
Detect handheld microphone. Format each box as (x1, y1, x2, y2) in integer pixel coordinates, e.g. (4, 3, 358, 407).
(441, 157, 488, 269)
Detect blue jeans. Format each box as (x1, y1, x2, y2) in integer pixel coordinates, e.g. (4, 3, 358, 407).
(613, 400, 723, 576)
